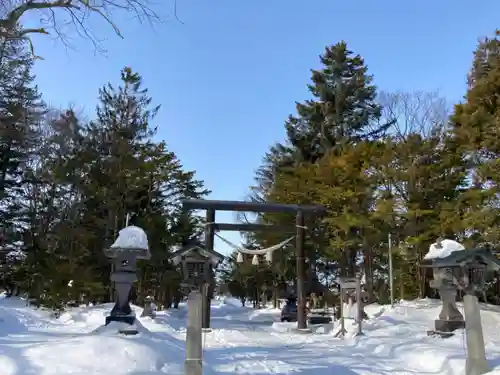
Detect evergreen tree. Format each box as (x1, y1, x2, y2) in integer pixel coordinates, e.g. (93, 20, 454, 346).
(242, 41, 472, 303)
(0, 38, 44, 296)
(451, 31, 500, 245)
(285, 41, 390, 163)
(0, 38, 43, 219)
(0, 66, 209, 310)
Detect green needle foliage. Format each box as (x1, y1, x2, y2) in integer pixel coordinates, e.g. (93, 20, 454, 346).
(227, 34, 500, 306)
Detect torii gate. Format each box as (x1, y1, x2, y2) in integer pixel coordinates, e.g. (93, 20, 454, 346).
(182, 199, 326, 330)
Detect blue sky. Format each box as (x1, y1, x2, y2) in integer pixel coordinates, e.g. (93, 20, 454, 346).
(29, 0, 500, 255)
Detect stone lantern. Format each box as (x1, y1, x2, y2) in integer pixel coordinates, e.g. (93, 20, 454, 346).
(421, 239, 500, 337)
(104, 225, 150, 331)
(170, 240, 224, 329)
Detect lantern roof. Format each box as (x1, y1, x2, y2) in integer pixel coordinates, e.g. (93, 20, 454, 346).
(170, 239, 225, 267)
(420, 247, 500, 271)
(105, 225, 150, 259)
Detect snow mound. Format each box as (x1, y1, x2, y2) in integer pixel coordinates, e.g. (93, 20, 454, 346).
(24, 334, 183, 375)
(58, 305, 111, 327)
(111, 225, 149, 251)
(58, 303, 146, 329)
(271, 321, 297, 332)
(248, 306, 281, 322)
(222, 297, 247, 308)
(424, 239, 465, 260)
(92, 319, 150, 335)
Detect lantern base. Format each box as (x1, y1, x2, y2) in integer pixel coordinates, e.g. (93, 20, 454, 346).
(308, 315, 332, 325)
(104, 315, 139, 335)
(427, 319, 465, 338)
(105, 315, 136, 326)
(293, 328, 313, 334)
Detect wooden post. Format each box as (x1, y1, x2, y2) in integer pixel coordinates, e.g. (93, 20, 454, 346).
(339, 293, 346, 338)
(201, 283, 211, 331)
(296, 211, 307, 330)
(334, 285, 347, 338)
(203, 209, 215, 329)
(464, 294, 489, 375)
(388, 233, 394, 307)
(355, 276, 364, 336)
(185, 291, 203, 375)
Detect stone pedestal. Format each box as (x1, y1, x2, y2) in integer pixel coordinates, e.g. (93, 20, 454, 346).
(308, 315, 332, 325)
(105, 314, 135, 326)
(431, 285, 465, 336)
(434, 318, 465, 333)
(106, 270, 138, 334)
(104, 315, 138, 335)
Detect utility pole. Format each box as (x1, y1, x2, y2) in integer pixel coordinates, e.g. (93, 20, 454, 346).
(388, 233, 394, 307)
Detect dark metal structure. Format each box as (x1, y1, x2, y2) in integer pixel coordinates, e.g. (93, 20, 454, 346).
(170, 240, 225, 329)
(182, 198, 326, 330)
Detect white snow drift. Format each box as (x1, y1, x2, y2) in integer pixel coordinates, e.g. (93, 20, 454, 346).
(1, 294, 500, 374)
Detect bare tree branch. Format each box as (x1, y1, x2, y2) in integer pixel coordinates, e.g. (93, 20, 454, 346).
(0, 0, 161, 58)
(377, 90, 451, 140)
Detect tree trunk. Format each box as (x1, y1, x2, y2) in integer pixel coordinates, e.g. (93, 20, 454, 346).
(363, 241, 374, 303)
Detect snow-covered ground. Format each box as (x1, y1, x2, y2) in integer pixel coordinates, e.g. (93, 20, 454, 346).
(2, 293, 500, 375)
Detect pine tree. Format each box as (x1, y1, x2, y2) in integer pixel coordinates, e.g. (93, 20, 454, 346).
(285, 41, 390, 163)
(5, 67, 209, 310)
(247, 42, 393, 291)
(450, 31, 500, 245)
(0, 38, 43, 219)
(0, 38, 44, 296)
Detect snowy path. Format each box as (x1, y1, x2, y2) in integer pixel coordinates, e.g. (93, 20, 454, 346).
(2, 295, 500, 375)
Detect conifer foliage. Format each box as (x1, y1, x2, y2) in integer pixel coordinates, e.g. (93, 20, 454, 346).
(225, 35, 500, 307)
(0, 43, 208, 310)
(2, 24, 500, 311)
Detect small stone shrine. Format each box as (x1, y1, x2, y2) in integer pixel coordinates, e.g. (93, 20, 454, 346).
(170, 239, 224, 329)
(171, 240, 224, 290)
(141, 296, 156, 318)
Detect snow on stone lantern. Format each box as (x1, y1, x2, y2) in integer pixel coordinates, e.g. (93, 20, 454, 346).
(421, 239, 500, 337)
(104, 225, 150, 332)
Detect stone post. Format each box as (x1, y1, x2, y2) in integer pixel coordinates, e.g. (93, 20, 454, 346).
(185, 291, 203, 375)
(464, 293, 489, 375)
